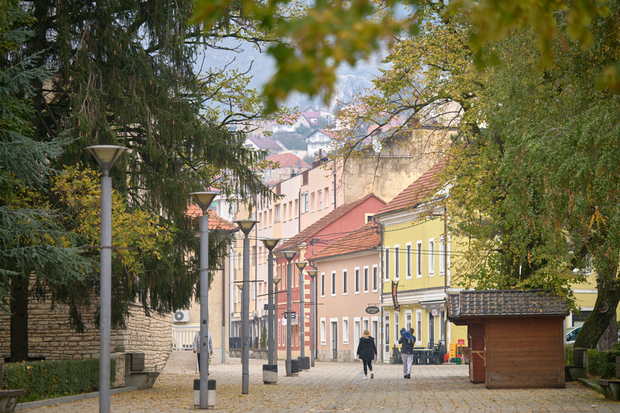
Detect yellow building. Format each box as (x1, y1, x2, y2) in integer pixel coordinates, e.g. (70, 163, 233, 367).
(374, 159, 467, 362)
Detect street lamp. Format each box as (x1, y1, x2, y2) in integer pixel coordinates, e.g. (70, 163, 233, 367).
(261, 239, 280, 365)
(295, 261, 308, 368)
(84, 145, 127, 413)
(235, 219, 258, 394)
(282, 250, 297, 376)
(306, 269, 318, 368)
(273, 276, 282, 360)
(190, 191, 218, 409)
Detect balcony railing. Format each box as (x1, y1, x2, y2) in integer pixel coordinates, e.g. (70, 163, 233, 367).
(171, 325, 199, 350)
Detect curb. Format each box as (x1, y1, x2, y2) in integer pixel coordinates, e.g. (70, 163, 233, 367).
(15, 386, 140, 411)
(577, 378, 603, 395)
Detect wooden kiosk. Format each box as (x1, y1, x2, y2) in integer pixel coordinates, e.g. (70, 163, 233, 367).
(447, 290, 569, 389)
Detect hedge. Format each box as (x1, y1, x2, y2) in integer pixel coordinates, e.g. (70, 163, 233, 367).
(2, 359, 113, 403)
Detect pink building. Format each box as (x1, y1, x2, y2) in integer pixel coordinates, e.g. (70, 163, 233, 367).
(309, 221, 382, 362)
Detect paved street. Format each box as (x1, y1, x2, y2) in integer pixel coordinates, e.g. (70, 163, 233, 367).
(18, 353, 620, 412)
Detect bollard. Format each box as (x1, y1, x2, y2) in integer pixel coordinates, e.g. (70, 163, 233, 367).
(193, 379, 216, 409)
(263, 364, 278, 384)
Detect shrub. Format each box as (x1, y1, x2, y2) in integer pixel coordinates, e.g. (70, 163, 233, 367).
(564, 345, 573, 365)
(2, 359, 112, 403)
(588, 349, 599, 376)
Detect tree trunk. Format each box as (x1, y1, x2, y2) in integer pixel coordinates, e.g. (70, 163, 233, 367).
(574, 271, 620, 349)
(10, 275, 29, 362)
(597, 313, 617, 351)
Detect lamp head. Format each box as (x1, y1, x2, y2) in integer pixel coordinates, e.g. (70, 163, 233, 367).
(189, 191, 219, 215)
(282, 250, 297, 263)
(295, 261, 308, 271)
(84, 145, 128, 172)
(273, 276, 281, 285)
(306, 269, 318, 279)
(235, 219, 258, 235)
(262, 238, 280, 252)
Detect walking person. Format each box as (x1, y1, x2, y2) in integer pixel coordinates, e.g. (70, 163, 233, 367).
(399, 327, 416, 379)
(193, 330, 213, 373)
(356, 329, 377, 379)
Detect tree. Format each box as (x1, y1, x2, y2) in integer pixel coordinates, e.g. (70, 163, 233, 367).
(445, 2, 620, 348)
(194, 0, 613, 111)
(0, 0, 95, 361)
(1, 0, 277, 360)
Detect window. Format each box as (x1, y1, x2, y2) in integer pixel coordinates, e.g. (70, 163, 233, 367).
(321, 273, 325, 297)
(343, 318, 349, 344)
(343, 270, 348, 295)
(429, 239, 435, 276)
(406, 243, 412, 279)
(302, 192, 309, 213)
(416, 310, 422, 344)
(321, 319, 326, 344)
(278, 204, 283, 222)
(439, 237, 446, 275)
(268, 209, 272, 225)
(318, 190, 323, 209)
(384, 247, 390, 281)
(355, 268, 360, 293)
(311, 192, 316, 211)
(394, 246, 400, 281)
(354, 319, 361, 348)
(289, 202, 293, 220)
(416, 241, 422, 278)
(372, 266, 378, 291)
(394, 311, 400, 344)
(331, 271, 336, 295)
(363, 267, 369, 292)
(294, 199, 299, 217)
(405, 310, 412, 330)
(324, 187, 329, 207)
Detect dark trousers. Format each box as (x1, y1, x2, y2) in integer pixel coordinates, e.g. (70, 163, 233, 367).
(362, 358, 373, 375)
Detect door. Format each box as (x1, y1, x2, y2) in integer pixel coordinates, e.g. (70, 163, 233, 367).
(468, 323, 485, 383)
(428, 313, 435, 346)
(331, 321, 338, 360)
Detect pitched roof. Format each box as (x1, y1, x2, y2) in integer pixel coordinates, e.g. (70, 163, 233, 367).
(447, 290, 569, 322)
(375, 158, 447, 216)
(186, 206, 237, 231)
(309, 220, 381, 261)
(265, 153, 310, 168)
(247, 136, 281, 150)
(274, 193, 385, 253)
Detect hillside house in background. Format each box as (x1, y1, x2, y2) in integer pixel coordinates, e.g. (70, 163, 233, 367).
(262, 153, 311, 184)
(244, 136, 284, 154)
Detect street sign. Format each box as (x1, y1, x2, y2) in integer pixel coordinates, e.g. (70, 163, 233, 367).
(365, 306, 380, 315)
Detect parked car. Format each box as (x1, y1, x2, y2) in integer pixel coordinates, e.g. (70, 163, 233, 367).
(565, 326, 581, 344)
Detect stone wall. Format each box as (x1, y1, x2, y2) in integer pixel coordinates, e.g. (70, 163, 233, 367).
(0, 291, 171, 371)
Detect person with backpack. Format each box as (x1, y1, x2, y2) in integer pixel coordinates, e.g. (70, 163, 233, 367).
(399, 327, 416, 379)
(356, 329, 377, 379)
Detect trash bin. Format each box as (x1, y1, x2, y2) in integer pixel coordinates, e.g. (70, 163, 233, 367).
(193, 379, 216, 409)
(291, 358, 300, 375)
(263, 364, 278, 384)
(298, 356, 310, 370)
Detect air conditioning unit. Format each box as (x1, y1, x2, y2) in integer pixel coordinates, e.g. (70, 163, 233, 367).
(173, 310, 189, 323)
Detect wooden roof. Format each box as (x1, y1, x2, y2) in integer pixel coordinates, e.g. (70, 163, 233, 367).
(309, 220, 381, 261)
(274, 193, 384, 254)
(447, 290, 569, 322)
(375, 158, 446, 216)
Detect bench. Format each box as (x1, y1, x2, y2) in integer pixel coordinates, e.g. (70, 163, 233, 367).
(0, 390, 24, 413)
(124, 353, 159, 390)
(598, 379, 620, 401)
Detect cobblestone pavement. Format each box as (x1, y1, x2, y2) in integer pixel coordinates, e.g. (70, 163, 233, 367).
(19, 355, 620, 412)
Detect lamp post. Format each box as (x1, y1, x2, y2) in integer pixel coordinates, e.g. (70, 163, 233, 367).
(282, 250, 297, 376)
(190, 191, 218, 409)
(295, 261, 307, 366)
(273, 276, 281, 360)
(261, 239, 280, 365)
(84, 145, 127, 413)
(235, 220, 258, 395)
(306, 269, 318, 367)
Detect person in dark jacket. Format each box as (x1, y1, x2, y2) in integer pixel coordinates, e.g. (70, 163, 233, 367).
(356, 329, 377, 379)
(399, 327, 416, 378)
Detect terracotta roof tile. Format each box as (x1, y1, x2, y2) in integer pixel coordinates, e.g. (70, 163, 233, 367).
(376, 158, 447, 216)
(309, 221, 381, 261)
(265, 153, 311, 168)
(186, 205, 237, 231)
(274, 193, 384, 253)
